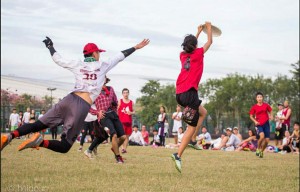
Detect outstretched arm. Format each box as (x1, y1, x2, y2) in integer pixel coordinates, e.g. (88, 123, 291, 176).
(203, 21, 213, 53)
(121, 39, 150, 57)
(42, 36, 79, 69)
(195, 25, 204, 39)
(105, 39, 150, 73)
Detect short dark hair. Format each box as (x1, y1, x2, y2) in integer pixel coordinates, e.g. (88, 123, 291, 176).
(122, 88, 129, 93)
(153, 129, 158, 132)
(181, 34, 197, 53)
(41, 109, 45, 112)
(133, 125, 139, 128)
(12, 108, 16, 111)
(256, 92, 264, 97)
(294, 121, 300, 126)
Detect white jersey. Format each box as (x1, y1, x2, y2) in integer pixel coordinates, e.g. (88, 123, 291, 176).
(52, 52, 125, 102)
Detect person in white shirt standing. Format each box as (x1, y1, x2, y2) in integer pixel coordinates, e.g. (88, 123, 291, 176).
(9, 109, 19, 132)
(129, 125, 145, 146)
(22, 107, 30, 125)
(172, 105, 182, 144)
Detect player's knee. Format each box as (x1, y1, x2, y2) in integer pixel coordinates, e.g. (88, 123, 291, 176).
(60, 139, 72, 153)
(120, 135, 126, 141)
(199, 107, 207, 117)
(111, 133, 117, 139)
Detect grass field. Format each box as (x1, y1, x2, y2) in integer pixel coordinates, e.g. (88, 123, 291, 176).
(1, 136, 299, 192)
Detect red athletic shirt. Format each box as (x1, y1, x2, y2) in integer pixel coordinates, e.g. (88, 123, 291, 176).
(249, 103, 272, 125)
(282, 107, 291, 126)
(176, 47, 204, 94)
(118, 99, 133, 124)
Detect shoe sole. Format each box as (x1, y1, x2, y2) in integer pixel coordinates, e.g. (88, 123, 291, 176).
(18, 133, 43, 151)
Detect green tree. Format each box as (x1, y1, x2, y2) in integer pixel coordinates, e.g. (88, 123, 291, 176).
(136, 80, 161, 127)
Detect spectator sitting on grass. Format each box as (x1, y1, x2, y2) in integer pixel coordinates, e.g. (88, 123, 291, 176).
(166, 127, 185, 148)
(224, 127, 241, 151)
(150, 129, 160, 146)
(211, 133, 228, 150)
(128, 125, 145, 146)
(233, 127, 243, 141)
(197, 126, 212, 149)
(141, 125, 149, 145)
(267, 131, 290, 153)
(236, 129, 257, 152)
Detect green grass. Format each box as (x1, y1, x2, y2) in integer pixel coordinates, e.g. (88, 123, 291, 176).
(1, 136, 299, 192)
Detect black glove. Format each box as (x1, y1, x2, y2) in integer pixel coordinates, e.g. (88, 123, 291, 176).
(43, 36, 53, 48)
(43, 36, 56, 56)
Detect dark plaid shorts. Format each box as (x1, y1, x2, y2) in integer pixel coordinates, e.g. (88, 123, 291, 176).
(176, 88, 202, 127)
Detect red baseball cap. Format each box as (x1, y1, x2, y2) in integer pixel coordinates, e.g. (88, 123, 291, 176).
(83, 43, 106, 55)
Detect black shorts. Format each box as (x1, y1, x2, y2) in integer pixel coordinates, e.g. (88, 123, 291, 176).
(274, 127, 285, 140)
(100, 111, 124, 138)
(176, 88, 202, 127)
(282, 124, 289, 131)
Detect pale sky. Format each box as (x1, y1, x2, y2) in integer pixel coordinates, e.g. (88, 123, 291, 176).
(1, 0, 299, 99)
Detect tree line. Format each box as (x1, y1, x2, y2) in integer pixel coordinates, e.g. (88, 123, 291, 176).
(136, 61, 299, 132)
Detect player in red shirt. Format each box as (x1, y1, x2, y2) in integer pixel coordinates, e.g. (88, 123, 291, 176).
(118, 88, 135, 153)
(172, 22, 213, 173)
(249, 92, 273, 158)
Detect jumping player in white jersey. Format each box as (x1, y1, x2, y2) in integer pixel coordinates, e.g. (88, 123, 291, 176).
(1, 36, 150, 153)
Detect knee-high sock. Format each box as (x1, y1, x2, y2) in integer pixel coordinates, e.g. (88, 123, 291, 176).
(40, 139, 72, 153)
(11, 120, 48, 138)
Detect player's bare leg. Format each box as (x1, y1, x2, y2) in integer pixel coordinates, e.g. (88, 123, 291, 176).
(122, 135, 129, 153)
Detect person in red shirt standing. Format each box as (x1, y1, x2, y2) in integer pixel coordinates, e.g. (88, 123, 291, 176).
(249, 92, 273, 158)
(118, 88, 135, 153)
(171, 22, 213, 173)
(280, 100, 292, 131)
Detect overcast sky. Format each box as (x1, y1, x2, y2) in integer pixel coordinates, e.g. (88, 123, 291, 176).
(1, 0, 299, 99)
